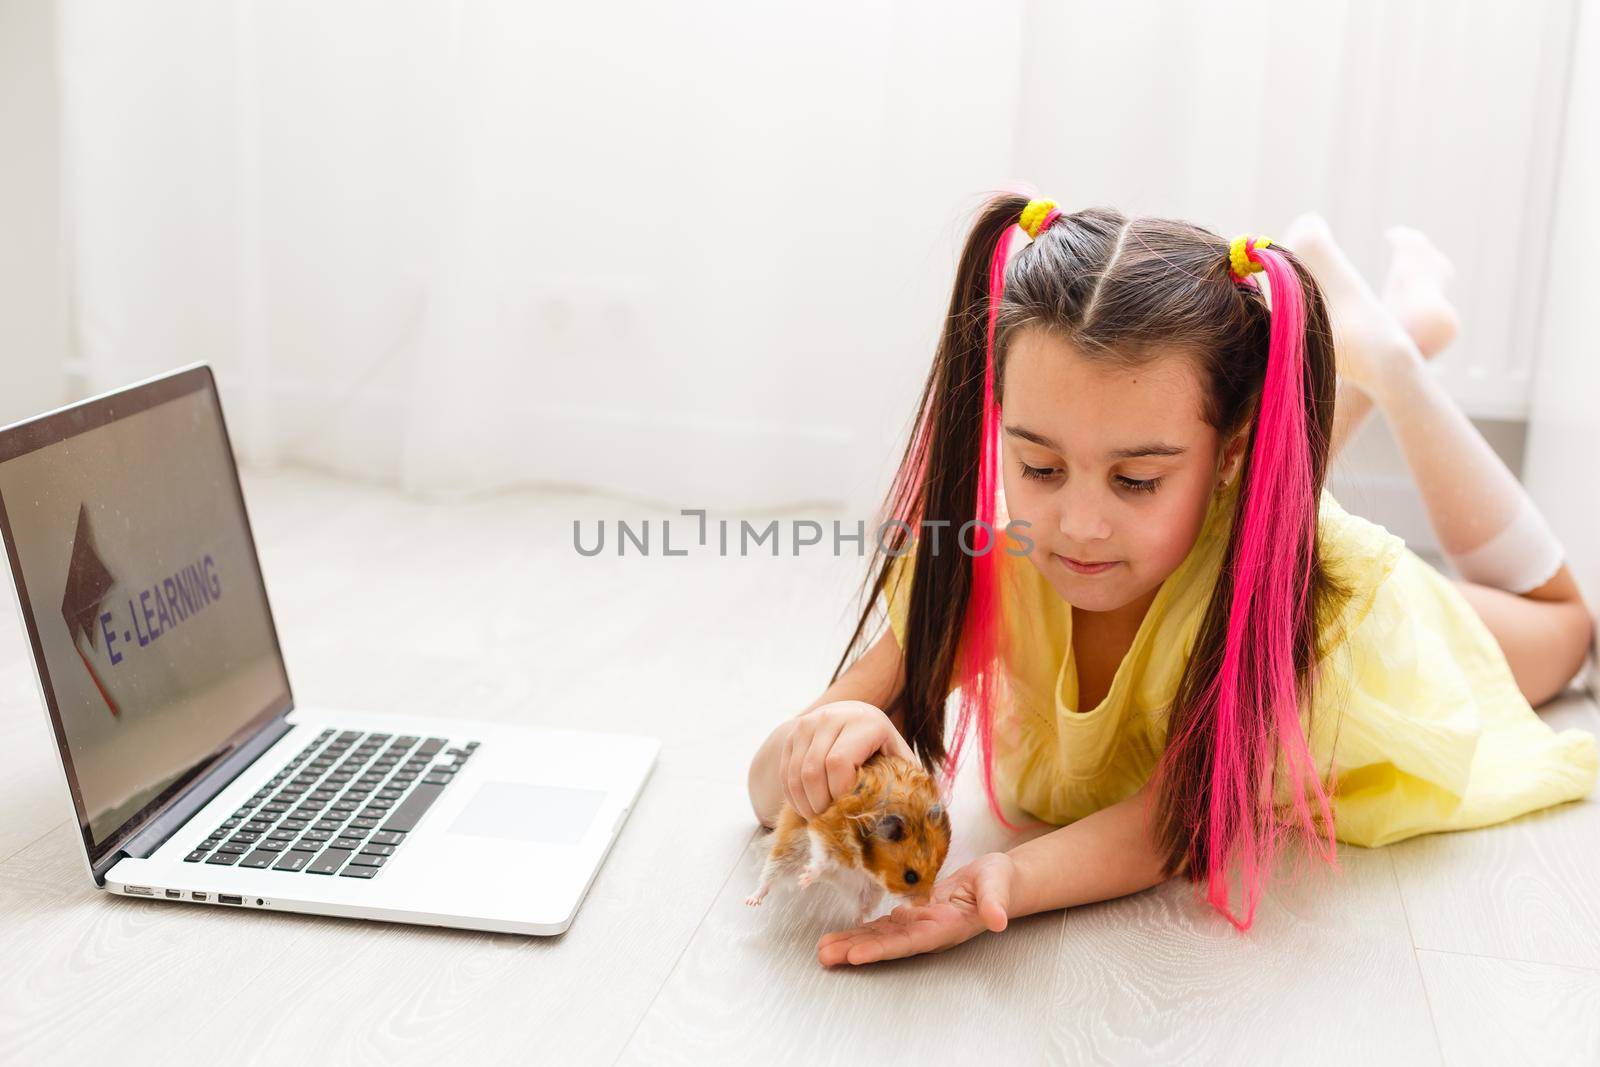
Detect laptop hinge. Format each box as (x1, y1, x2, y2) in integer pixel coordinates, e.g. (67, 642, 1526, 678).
(94, 713, 295, 884)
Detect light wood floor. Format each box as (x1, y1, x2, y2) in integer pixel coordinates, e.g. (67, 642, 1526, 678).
(2, 466, 1596, 1066)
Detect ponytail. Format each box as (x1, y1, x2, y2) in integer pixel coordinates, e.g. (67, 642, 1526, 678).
(827, 193, 1035, 832)
(1152, 236, 1341, 930)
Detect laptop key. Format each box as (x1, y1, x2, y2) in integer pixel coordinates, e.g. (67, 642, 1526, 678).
(273, 850, 311, 871)
(240, 850, 276, 868)
(360, 844, 395, 857)
(350, 853, 387, 867)
(255, 839, 287, 852)
(308, 849, 352, 875)
(339, 865, 379, 879)
(381, 783, 446, 833)
(371, 831, 405, 846)
(185, 850, 209, 863)
(206, 852, 241, 865)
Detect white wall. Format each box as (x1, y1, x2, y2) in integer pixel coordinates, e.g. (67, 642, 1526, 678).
(1525, 0, 1600, 683)
(0, 0, 67, 426)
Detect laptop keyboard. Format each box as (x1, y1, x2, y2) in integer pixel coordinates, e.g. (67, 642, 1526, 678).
(182, 729, 478, 880)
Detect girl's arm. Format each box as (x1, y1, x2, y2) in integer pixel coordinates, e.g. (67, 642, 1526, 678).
(746, 626, 908, 828)
(1004, 775, 1172, 918)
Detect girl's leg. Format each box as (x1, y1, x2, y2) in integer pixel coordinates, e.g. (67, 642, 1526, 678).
(1284, 216, 1594, 706)
(1320, 224, 1462, 458)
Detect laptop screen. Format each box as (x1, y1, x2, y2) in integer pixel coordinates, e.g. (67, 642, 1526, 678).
(0, 366, 291, 865)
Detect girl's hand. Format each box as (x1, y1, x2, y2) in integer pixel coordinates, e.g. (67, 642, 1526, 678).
(782, 700, 915, 822)
(816, 852, 1016, 966)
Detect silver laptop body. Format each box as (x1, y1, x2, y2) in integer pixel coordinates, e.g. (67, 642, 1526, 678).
(0, 363, 656, 935)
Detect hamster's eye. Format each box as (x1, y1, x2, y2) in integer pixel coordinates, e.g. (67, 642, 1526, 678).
(904, 869, 919, 885)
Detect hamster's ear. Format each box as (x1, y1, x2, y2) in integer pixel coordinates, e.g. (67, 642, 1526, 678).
(874, 813, 906, 843)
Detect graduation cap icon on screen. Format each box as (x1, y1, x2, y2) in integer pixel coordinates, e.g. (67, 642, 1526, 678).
(60, 503, 120, 719)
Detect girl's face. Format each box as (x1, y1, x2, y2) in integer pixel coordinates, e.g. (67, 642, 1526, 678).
(999, 327, 1247, 619)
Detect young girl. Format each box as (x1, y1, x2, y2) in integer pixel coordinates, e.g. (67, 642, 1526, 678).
(744, 194, 1598, 966)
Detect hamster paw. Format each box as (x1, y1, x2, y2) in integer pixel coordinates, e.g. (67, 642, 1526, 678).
(797, 867, 821, 890)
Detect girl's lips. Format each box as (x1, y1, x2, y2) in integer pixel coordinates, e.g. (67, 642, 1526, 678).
(1055, 553, 1119, 575)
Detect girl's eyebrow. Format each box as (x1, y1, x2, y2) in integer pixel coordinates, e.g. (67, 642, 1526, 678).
(1004, 424, 1187, 459)
(1109, 442, 1188, 458)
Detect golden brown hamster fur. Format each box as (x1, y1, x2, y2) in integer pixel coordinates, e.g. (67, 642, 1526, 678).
(745, 752, 952, 924)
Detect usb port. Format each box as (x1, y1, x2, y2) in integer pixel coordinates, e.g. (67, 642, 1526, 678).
(124, 885, 153, 896)
(192, 891, 208, 902)
(165, 889, 181, 899)
(219, 894, 243, 905)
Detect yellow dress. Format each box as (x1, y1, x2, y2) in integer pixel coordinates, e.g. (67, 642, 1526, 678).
(883, 479, 1597, 847)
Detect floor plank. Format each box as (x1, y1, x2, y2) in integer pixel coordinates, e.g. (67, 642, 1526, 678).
(1043, 847, 1441, 1065)
(1418, 950, 1600, 1067)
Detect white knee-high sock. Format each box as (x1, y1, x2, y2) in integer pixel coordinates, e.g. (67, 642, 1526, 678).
(1441, 488, 1565, 594)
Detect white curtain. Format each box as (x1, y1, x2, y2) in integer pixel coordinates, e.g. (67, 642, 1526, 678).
(56, 0, 1026, 515)
(54, 0, 1574, 516)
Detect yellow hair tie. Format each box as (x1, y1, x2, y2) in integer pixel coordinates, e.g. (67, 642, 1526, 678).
(1228, 234, 1273, 280)
(1019, 198, 1060, 240)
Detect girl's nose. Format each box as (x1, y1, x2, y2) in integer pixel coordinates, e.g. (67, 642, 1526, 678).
(1058, 489, 1113, 543)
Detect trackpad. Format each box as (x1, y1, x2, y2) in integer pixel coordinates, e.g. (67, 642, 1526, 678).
(446, 781, 607, 845)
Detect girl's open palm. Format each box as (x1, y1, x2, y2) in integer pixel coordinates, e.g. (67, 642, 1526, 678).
(816, 853, 1016, 966)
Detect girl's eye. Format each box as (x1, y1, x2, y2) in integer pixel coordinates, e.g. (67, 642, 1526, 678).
(1116, 475, 1162, 494)
(1019, 463, 1058, 482)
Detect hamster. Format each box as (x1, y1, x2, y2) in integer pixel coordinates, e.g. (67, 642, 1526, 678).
(745, 751, 952, 924)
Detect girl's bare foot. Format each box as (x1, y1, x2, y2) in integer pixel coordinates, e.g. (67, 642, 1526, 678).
(1380, 225, 1460, 360)
(1281, 212, 1423, 398)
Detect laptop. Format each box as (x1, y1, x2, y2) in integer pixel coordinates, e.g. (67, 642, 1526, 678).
(0, 362, 657, 936)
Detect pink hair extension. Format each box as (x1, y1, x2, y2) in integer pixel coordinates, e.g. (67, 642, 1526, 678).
(1169, 242, 1339, 930)
(937, 222, 1026, 834)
